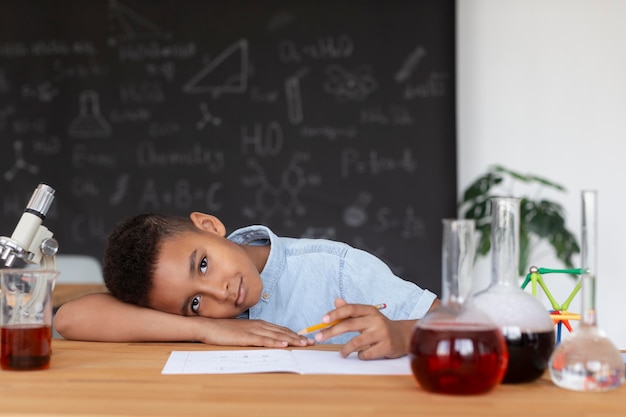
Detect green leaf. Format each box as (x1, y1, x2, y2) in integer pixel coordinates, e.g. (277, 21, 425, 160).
(527, 175, 566, 192)
(476, 229, 491, 258)
(462, 200, 489, 221)
(460, 173, 502, 204)
(519, 231, 531, 276)
(494, 165, 531, 183)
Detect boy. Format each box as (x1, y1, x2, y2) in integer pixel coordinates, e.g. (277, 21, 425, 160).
(55, 212, 439, 360)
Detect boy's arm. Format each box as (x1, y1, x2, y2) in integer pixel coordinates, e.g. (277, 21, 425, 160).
(54, 293, 311, 348)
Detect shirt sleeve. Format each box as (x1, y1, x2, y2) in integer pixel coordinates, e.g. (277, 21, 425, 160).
(340, 247, 437, 319)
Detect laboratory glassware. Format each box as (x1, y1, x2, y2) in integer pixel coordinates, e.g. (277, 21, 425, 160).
(410, 219, 508, 395)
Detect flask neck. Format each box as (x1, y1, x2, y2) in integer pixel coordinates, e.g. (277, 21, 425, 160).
(580, 190, 598, 326)
(490, 197, 521, 286)
(441, 219, 475, 306)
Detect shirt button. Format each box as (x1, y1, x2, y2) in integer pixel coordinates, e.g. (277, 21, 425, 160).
(262, 292, 269, 300)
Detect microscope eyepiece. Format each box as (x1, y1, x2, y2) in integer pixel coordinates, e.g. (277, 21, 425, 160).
(24, 183, 55, 220)
(0, 183, 57, 267)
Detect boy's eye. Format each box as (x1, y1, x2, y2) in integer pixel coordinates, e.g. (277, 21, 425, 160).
(199, 256, 208, 274)
(191, 296, 201, 314)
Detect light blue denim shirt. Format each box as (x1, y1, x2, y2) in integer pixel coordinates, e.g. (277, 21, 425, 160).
(228, 225, 437, 344)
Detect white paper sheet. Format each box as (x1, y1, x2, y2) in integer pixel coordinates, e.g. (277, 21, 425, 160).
(161, 349, 412, 375)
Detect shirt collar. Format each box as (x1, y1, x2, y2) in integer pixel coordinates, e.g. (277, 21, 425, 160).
(227, 225, 284, 306)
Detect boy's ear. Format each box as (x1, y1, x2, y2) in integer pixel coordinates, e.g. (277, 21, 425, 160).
(189, 212, 226, 236)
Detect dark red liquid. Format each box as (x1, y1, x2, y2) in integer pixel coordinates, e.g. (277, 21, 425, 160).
(500, 329, 555, 383)
(1, 324, 52, 370)
(410, 323, 508, 395)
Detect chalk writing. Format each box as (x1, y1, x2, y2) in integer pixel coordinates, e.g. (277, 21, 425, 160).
(196, 103, 222, 129)
(109, 174, 130, 206)
(183, 39, 248, 96)
(340, 147, 418, 178)
(360, 105, 414, 126)
(404, 72, 450, 99)
(72, 144, 117, 169)
(52, 59, 110, 81)
(0, 40, 96, 58)
(395, 46, 427, 83)
(120, 82, 165, 104)
(136, 141, 225, 171)
(241, 152, 321, 226)
(324, 65, 377, 102)
(138, 179, 222, 212)
(299, 125, 357, 141)
(285, 67, 309, 125)
(278, 35, 354, 63)
(70, 214, 108, 245)
(3, 140, 38, 182)
(343, 191, 372, 228)
(109, 108, 152, 123)
(12, 118, 46, 135)
(32, 137, 62, 155)
(241, 122, 284, 157)
(21, 82, 59, 102)
(68, 91, 112, 138)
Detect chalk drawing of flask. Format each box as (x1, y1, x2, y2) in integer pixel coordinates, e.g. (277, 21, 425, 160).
(68, 90, 112, 138)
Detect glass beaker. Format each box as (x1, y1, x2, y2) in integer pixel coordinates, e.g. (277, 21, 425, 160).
(473, 197, 555, 383)
(548, 190, 624, 391)
(0, 268, 59, 370)
(410, 219, 508, 395)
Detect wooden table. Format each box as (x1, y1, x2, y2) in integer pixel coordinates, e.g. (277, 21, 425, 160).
(0, 340, 624, 417)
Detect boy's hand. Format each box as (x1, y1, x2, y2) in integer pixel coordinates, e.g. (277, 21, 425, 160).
(313, 298, 416, 360)
(195, 318, 314, 348)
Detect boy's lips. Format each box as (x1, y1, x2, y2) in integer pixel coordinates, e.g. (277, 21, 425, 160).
(235, 277, 246, 307)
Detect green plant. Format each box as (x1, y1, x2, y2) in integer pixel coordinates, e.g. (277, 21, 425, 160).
(459, 165, 580, 276)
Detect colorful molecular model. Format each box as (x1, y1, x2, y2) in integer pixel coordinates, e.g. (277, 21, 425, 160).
(521, 266, 582, 343)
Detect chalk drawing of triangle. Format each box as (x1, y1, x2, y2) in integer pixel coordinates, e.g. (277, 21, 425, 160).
(183, 39, 248, 95)
(108, 0, 169, 44)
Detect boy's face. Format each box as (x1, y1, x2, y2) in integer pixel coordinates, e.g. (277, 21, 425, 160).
(148, 229, 264, 318)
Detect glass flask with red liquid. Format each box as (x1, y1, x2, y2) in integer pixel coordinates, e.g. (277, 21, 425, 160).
(548, 190, 624, 391)
(473, 197, 556, 384)
(410, 219, 508, 395)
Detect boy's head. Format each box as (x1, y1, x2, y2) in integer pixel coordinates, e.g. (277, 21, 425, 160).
(103, 212, 265, 318)
(103, 213, 198, 308)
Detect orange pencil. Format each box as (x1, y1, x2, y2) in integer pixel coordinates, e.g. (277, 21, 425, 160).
(297, 303, 387, 335)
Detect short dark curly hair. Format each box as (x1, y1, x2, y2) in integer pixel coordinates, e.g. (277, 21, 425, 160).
(103, 213, 197, 307)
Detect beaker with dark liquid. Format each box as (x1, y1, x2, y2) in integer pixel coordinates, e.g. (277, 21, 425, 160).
(473, 197, 555, 384)
(0, 269, 59, 371)
(410, 219, 508, 395)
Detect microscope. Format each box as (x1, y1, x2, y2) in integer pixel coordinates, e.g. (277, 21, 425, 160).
(0, 183, 59, 270)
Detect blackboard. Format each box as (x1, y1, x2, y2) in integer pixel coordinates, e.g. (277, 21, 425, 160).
(0, 0, 456, 295)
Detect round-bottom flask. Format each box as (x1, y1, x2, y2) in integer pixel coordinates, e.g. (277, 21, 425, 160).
(550, 324, 624, 391)
(548, 190, 624, 391)
(410, 219, 508, 395)
(472, 197, 555, 384)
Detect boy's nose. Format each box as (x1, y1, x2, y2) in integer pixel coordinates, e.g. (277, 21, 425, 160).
(203, 281, 230, 302)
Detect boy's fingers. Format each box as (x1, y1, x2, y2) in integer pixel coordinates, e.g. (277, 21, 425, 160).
(333, 298, 348, 308)
(233, 320, 311, 347)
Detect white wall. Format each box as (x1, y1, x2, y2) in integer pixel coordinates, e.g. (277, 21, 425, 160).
(457, 0, 626, 348)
